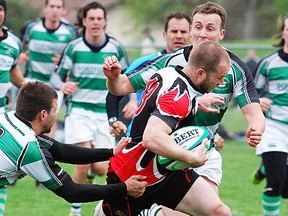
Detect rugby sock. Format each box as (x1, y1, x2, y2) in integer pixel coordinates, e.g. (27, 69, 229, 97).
(70, 203, 82, 215)
(0, 187, 7, 216)
(262, 194, 281, 216)
(260, 164, 266, 175)
(139, 203, 162, 216)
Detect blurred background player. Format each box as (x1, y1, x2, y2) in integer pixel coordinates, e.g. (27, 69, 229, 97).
(55, 2, 129, 216)
(253, 14, 288, 216)
(20, 0, 77, 138)
(140, 26, 157, 56)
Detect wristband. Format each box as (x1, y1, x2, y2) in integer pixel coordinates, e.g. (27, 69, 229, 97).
(108, 117, 118, 126)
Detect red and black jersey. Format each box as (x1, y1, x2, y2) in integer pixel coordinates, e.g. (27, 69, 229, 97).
(109, 66, 205, 185)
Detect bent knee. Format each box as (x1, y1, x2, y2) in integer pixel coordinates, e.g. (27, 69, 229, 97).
(214, 203, 231, 216)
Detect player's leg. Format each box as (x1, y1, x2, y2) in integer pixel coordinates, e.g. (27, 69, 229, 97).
(175, 177, 231, 216)
(161, 149, 222, 215)
(65, 111, 94, 216)
(261, 151, 287, 216)
(252, 160, 266, 185)
(0, 186, 7, 216)
(90, 112, 115, 180)
(193, 148, 222, 194)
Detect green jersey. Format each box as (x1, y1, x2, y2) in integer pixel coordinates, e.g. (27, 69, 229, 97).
(254, 49, 288, 125)
(126, 45, 259, 137)
(0, 28, 22, 109)
(57, 35, 129, 114)
(23, 18, 77, 83)
(0, 112, 67, 190)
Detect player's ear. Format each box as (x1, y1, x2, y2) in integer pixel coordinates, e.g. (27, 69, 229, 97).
(197, 68, 206, 81)
(38, 109, 48, 121)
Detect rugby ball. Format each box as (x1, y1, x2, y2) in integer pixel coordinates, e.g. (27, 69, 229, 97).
(157, 126, 211, 170)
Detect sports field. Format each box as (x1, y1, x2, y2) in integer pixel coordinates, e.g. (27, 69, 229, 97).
(4, 105, 288, 216)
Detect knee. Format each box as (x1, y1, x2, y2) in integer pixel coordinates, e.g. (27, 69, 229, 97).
(214, 203, 231, 216)
(92, 163, 109, 176)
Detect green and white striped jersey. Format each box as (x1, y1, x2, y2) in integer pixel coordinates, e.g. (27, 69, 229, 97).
(126, 45, 259, 136)
(0, 112, 66, 190)
(254, 49, 288, 125)
(23, 18, 77, 83)
(0, 29, 22, 109)
(57, 35, 129, 114)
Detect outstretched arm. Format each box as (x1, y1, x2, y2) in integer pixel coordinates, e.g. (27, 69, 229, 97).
(103, 56, 135, 95)
(52, 174, 147, 202)
(38, 135, 128, 163)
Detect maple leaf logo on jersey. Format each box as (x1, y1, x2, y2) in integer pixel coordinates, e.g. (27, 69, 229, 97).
(157, 84, 191, 119)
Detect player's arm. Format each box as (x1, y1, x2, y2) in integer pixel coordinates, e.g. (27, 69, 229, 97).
(103, 56, 135, 95)
(240, 102, 265, 147)
(106, 92, 128, 136)
(52, 174, 147, 202)
(10, 65, 25, 88)
(38, 134, 128, 163)
(142, 115, 208, 168)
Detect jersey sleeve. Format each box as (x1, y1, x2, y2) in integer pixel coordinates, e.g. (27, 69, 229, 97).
(230, 53, 260, 108)
(254, 58, 269, 95)
(126, 54, 170, 92)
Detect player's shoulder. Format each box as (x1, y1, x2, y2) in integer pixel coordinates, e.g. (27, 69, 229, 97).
(106, 34, 125, 47)
(164, 45, 191, 67)
(4, 28, 22, 49)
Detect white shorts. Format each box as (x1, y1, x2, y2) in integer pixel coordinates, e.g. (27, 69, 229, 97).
(256, 118, 288, 156)
(193, 148, 222, 186)
(64, 108, 115, 148)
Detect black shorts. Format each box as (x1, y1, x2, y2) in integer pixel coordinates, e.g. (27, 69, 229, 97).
(102, 169, 199, 216)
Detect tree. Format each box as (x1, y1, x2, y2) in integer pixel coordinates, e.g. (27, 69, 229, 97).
(123, 0, 287, 40)
(5, 0, 40, 37)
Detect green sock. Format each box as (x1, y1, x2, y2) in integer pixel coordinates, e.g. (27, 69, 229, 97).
(260, 164, 266, 175)
(262, 194, 281, 216)
(0, 187, 7, 216)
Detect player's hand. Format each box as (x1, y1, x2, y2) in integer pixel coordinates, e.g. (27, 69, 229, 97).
(110, 120, 127, 136)
(198, 93, 225, 114)
(189, 139, 209, 168)
(113, 137, 131, 155)
(18, 51, 30, 65)
(259, 98, 272, 112)
(125, 175, 147, 198)
(122, 99, 137, 119)
(214, 133, 224, 151)
(60, 81, 79, 95)
(103, 56, 122, 79)
(52, 53, 62, 65)
(246, 127, 262, 147)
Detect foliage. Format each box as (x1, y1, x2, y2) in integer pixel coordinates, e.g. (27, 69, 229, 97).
(122, 0, 214, 31)
(5, 0, 41, 37)
(122, 0, 287, 40)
